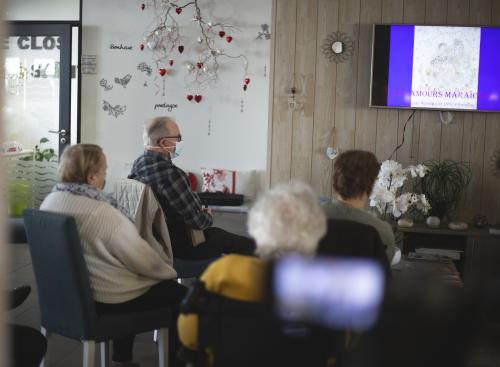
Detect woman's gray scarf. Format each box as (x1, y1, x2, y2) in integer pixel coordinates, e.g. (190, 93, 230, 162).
(52, 182, 134, 222)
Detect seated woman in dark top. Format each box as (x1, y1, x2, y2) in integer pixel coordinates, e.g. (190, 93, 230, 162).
(322, 150, 397, 263)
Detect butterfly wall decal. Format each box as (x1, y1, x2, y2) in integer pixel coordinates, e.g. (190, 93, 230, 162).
(137, 62, 152, 76)
(114, 74, 132, 88)
(99, 78, 113, 91)
(102, 100, 126, 118)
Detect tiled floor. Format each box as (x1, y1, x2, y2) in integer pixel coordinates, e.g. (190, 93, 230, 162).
(7, 212, 248, 367)
(7, 212, 500, 366)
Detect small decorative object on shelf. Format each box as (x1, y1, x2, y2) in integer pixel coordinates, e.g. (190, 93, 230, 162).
(1, 141, 25, 155)
(425, 216, 441, 228)
(472, 214, 488, 228)
(201, 168, 236, 194)
(448, 221, 468, 231)
(397, 218, 414, 228)
(490, 225, 500, 236)
(321, 31, 354, 63)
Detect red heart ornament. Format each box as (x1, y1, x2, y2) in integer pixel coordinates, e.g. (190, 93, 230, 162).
(197, 62, 203, 69)
(178, 45, 184, 53)
(169, 59, 174, 66)
(175, 7, 182, 14)
(244, 78, 250, 85)
(219, 31, 226, 38)
(140, 43, 144, 51)
(159, 68, 167, 76)
(141, 3, 145, 10)
(226, 36, 233, 43)
(194, 95, 202, 103)
(187, 95, 193, 101)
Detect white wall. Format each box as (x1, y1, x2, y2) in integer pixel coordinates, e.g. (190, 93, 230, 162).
(81, 0, 272, 195)
(5, 0, 79, 21)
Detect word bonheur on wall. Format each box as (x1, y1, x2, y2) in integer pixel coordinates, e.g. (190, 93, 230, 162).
(109, 43, 133, 50)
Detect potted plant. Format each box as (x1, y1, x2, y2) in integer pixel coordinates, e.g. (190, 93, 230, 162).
(417, 160, 471, 221)
(19, 137, 56, 162)
(10, 137, 58, 209)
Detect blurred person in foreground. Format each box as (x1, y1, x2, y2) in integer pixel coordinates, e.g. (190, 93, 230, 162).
(177, 181, 327, 356)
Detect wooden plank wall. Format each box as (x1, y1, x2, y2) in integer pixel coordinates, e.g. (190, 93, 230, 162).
(269, 0, 500, 223)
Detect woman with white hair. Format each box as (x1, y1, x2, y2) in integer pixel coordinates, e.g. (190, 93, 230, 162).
(177, 181, 327, 351)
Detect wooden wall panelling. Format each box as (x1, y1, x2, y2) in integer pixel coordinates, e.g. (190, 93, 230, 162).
(375, 0, 403, 161)
(333, 0, 361, 152)
(395, 0, 426, 166)
(456, 112, 474, 220)
(460, 0, 491, 219)
(417, 0, 447, 163)
(270, 0, 297, 185)
(482, 115, 500, 223)
(439, 0, 469, 162)
(290, 0, 319, 183)
(310, 0, 340, 197)
(265, 0, 278, 189)
(354, 0, 381, 154)
(268, 0, 500, 221)
(480, 1, 500, 223)
(444, 0, 468, 220)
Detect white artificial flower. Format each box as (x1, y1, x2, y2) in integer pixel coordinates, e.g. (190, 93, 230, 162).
(406, 164, 429, 178)
(370, 160, 431, 219)
(392, 205, 402, 218)
(410, 193, 418, 203)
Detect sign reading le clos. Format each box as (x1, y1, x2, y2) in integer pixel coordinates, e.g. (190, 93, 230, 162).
(4, 36, 61, 50)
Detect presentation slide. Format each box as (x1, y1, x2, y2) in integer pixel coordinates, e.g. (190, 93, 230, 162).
(386, 25, 500, 111)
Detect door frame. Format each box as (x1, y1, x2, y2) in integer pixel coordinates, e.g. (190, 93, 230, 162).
(7, 21, 80, 154)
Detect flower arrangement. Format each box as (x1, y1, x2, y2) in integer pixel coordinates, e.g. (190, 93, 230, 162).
(369, 160, 431, 219)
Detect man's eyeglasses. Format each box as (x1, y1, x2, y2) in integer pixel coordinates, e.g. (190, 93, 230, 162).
(157, 134, 182, 143)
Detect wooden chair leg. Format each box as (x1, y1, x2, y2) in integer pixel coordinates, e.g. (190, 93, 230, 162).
(40, 327, 51, 367)
(100, 341, 110, 367)
(83, 341, 96, 367)
(157, 328, 169, 367)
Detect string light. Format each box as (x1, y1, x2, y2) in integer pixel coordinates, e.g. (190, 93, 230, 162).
(140, 0, 249, 94)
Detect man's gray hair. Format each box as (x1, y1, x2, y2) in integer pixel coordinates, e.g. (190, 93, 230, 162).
(143, 116, 176, 147)
(247, 181, 326, 259)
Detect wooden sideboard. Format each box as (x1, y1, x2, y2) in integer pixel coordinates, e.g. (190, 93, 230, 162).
(399, 224, 500, 284)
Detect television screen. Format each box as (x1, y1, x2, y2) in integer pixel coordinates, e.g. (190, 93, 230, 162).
(370, 24, 500, 112)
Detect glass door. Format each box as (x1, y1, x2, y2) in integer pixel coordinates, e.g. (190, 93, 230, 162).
(3, 23, 71, 157)
(3, 23, 72, 213)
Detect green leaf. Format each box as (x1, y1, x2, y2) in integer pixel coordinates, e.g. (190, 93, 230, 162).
(40, 137, 49, 143)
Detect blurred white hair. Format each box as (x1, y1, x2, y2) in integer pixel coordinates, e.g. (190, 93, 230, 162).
(143, 116, 176, 147)
(247, 181, 327, 259)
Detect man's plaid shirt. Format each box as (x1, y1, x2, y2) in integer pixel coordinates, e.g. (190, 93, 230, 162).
(129, 150, 213, 230)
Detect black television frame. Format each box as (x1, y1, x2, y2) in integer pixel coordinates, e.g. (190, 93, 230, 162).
(369, 23, 500, 113)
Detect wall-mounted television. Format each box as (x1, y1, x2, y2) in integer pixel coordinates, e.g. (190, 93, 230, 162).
(370, 24, 500, 112)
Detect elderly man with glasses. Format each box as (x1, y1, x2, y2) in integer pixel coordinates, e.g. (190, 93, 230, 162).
(129, 116, 255, 260)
